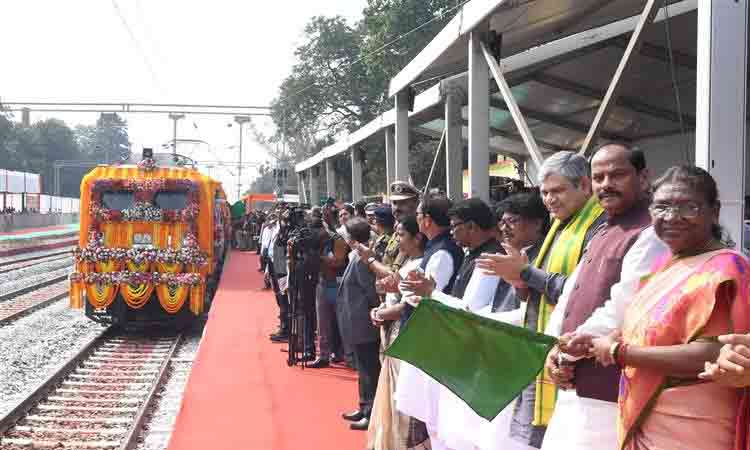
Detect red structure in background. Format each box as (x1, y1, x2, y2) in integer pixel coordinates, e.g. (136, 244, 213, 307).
(243, 193, 277, 211)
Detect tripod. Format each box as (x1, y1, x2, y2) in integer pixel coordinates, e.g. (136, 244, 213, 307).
(286, 238, 319, 367)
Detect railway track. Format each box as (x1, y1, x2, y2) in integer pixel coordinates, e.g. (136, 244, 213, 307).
(0, 252, 72, 275)
(0, 270, 71, 304)
(0, 280, 70, 325)
(0, 247, 74, 269)
(0, 328, 181, 449)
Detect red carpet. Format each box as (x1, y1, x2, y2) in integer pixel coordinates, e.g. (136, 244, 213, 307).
(168, 251, 364, 450)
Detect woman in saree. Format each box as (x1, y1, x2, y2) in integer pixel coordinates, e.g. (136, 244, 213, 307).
(366, 215, 430, 450)
(589, 165, 750, 450)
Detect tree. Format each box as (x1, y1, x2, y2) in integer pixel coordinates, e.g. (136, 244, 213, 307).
(266, 1, 462, 199)
(75, 113, 130, 164)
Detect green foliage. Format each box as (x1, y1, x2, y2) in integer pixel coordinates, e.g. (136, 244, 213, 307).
(0, 108, 131, 197)
(266, 0, 462, 199)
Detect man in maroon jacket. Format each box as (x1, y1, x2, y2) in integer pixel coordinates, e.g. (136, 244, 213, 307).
(540, 144, 666, 450)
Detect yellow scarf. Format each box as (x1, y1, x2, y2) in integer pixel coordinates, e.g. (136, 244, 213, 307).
(529, 195, 604, 426)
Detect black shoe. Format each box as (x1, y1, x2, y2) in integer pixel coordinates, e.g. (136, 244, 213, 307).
(270, 333, 288, 343)
(306, 357, 329, 368)
(349, 417, 370, 430)
(342, 410, 364, 422)
(301, 353, 316, 362)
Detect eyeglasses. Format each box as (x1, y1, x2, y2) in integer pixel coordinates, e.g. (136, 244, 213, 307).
(649, 203, 702, 219)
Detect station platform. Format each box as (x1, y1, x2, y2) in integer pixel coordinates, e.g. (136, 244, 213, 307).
(167, 251, 363, 450)
(0, 223, 78, 257)
(0, 223, 78, 239)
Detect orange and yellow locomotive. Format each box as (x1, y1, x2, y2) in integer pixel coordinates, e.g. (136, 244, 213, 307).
(69, 152, 230, 326)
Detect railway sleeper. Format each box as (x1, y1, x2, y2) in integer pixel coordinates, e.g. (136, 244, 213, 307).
(23, 415, 132, 425)
(47, 396, 142, 405)
(36, 404, 139, 413)
(55, 388, 146, 397)
(0, 437, 120, 448)
(68, 373, 156, 382)
(83, 361, 162, 369)
(73, 368, 159, 377)
(6, 426, 128, 438)
(11, 426, 127, 435)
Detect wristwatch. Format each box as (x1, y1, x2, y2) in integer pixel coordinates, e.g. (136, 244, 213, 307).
(367, 256, 377, 266)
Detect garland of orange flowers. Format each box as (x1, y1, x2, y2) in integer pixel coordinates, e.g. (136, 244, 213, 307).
(156, 261, 189, 313)
(120, 260, 154, 309)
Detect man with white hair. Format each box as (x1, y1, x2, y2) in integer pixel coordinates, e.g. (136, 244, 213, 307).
(478, 151, 605, 448)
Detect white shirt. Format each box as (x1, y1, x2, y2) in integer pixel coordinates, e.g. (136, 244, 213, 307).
(430, 268, 499, 312)
(425, 249, 455, 292)
(260, 224, 276, 252)
(545, 226, 667, 338)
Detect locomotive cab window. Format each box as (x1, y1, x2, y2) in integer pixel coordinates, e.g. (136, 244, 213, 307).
(102, 191, 135, 210)
(154, 191, 188, 210)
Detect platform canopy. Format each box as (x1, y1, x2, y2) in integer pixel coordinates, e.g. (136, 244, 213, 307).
(296, 0, 706, 177)
(393, 0, 701, 158)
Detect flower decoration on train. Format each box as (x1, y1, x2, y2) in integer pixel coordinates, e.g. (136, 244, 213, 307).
(90, 179, 200, 224)
(70, 271, 202, 286)
(73, 231, 208, 267)
(137, 156, 157, 171)
(122, 202, 163, 222)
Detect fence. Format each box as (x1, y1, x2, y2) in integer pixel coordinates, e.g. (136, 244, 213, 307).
(1, 193, 80, 214)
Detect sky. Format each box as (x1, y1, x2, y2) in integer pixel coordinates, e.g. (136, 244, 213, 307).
(0, 0, 367, 201)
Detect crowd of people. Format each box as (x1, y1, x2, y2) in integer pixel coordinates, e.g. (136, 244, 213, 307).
(249, 144, 750, 450)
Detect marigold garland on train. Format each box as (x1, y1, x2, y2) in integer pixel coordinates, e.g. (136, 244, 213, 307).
(69, 150, 231, 327)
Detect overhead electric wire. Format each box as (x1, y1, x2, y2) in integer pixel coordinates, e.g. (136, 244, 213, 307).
(276, 0, 473, 106)
(133, 0, 168, 65)
(662, 0, 690, 163)
(110, 0, 164, 93)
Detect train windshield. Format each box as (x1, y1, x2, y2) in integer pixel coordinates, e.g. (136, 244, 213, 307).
(154, 191, 188, 210)
(102, 191, 135, 210)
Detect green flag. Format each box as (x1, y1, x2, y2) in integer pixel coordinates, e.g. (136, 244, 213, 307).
(385, 298, 557, 421)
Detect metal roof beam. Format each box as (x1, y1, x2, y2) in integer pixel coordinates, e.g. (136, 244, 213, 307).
(579, 0, 661, 155)
(610, 36, 696, 70)
(533, 73, 696, 128)
(489, 98, 633, 143)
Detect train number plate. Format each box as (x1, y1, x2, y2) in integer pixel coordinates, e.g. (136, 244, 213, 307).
(133, 233, 153, 248)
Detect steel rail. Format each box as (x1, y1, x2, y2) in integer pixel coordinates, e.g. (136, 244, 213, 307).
(0, 326, 113, 435)
(119, 333, 183, 450)
(0, 273, 70, 303)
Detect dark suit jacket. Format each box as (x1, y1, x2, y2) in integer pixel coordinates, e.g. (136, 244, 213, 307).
(336, 253, 380, 346)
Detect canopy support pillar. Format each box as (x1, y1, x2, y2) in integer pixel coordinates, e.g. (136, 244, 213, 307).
(395, 91, 410, 182)
(468, 30, 490, 202)
(351, 149, 363, 201)
(696, 0, 748, 249)
(444, 85, 465, 201)
(385, 126, 396, 198)
(308, 167, 320, 206)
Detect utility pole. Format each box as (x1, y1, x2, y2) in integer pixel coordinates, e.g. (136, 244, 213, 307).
(168, 113, 185, 157)
(234, 115, 251, 201)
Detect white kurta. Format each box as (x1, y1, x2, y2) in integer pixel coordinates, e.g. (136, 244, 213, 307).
(540, 227, 666, 450)
(394, 250, 455, 445)
(430, 270, 500, 450)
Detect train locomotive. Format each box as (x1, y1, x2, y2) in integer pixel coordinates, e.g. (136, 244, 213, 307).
(69, 150, 230, 327)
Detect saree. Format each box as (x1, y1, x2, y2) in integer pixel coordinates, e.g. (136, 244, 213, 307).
(368, 259, 430, 450)
(619, 249, 750, 450)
